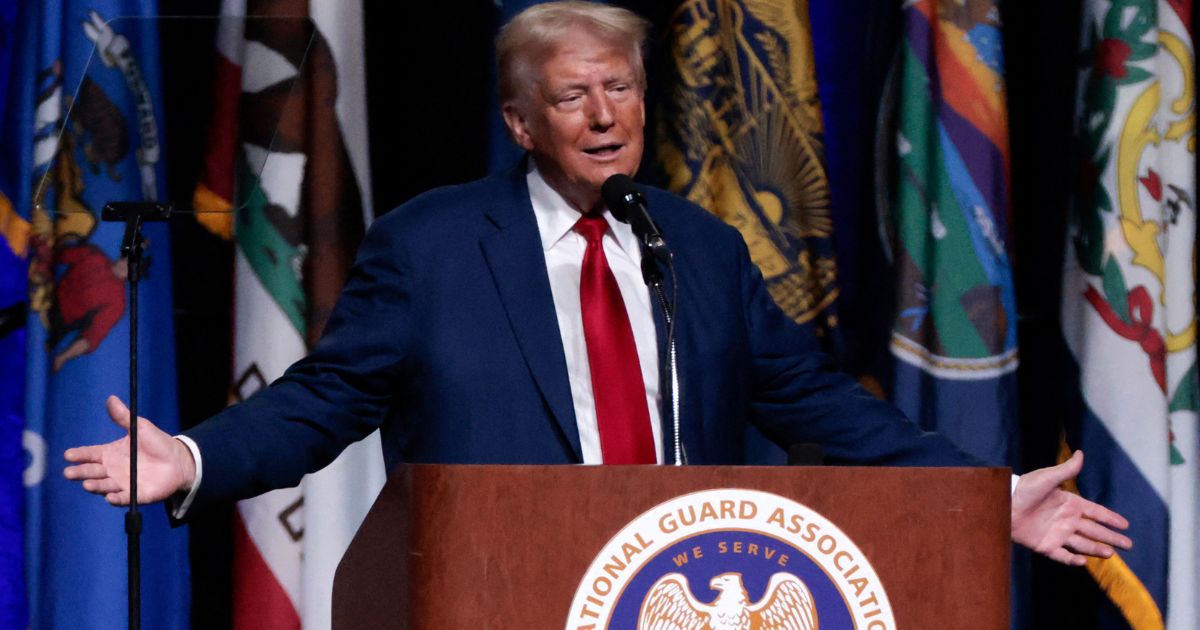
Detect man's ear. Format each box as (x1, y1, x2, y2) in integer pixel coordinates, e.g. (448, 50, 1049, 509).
(501, 102, 535, 151)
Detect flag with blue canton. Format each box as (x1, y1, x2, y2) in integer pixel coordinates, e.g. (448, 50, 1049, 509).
(0, 0, 29, 627)
(889, 0, 1020, 468)
(19, 2, 189, 628)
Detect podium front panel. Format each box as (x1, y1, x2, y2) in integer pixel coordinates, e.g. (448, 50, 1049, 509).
(334, 465, 1009, 629)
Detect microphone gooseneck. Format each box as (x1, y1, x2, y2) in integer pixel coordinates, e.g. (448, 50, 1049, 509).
(600, 174, 685, 465)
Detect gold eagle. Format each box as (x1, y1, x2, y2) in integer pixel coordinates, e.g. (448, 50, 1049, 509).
(637, 572, 818, 630)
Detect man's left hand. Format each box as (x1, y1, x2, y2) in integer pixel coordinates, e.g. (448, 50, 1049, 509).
(1012, 450, 1132, 566)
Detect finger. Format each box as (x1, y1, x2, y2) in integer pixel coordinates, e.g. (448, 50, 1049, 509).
(1048, 547, 1087, 567)
(64, 445, 106, 463)
(1082, 501, 1130, 531)
(105, 491, 130, 506)
(1065, 534, 1113, 559)
(1078, 519, 1133, 550)
(83, 478, 123, 495)
(106, 395, 131, 430)
(64, 462, 109, 480)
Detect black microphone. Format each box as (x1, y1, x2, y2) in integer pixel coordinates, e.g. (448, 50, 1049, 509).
(601, 174, 671, 266)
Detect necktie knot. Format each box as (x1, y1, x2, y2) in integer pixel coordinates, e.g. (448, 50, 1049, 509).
(574, 214, 608, 244)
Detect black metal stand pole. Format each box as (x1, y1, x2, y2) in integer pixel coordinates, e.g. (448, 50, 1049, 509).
(122, 214, 143, 630)
(102, 202, 171, 630)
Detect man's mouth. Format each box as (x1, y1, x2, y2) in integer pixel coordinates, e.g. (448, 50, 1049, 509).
(583, 143, 623, 157)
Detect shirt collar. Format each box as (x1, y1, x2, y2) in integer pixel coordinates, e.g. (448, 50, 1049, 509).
(526, 160, 641, 261)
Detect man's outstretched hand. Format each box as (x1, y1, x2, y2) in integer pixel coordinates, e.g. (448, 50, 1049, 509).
(63, 395, 196, 505)
(1012, 450, 1132, 566)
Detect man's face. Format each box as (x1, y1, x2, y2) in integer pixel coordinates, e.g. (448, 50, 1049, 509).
(502, 29, 645, 212)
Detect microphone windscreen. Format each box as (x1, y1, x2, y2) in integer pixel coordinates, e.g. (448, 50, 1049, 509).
(601, 174, 640, 223)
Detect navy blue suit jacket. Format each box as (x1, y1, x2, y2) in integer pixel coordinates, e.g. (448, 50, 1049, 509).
(184, 164, 975, 513)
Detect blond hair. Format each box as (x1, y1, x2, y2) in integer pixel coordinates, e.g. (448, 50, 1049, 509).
(496, 1, 649, 105)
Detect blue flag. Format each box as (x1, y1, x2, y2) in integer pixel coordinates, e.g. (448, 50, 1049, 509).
(655, 0, 838, 466)
(19, 3, 189, 628)
(0, 1, 29, 626)
(807, 0, 898, 387)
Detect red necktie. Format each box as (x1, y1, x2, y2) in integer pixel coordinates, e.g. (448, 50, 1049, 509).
(575, 215, 656, 464)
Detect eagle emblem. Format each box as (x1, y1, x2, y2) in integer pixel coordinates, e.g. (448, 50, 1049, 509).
(638, 572, 818, 630)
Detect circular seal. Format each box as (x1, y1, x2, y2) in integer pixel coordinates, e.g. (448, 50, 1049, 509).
(565, 488, 895, 629)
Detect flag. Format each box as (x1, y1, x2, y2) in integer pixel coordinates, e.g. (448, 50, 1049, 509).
(19, 2, 190, 628)
(1065, 0, 1198, 626)
(0, 1, 29, 626)
(656, 0, 837, 464)
(888, 3, 1025, 625)
(806, 0, 900, 389)
(193, 2, 385, 628)
(888, 0, 1019, 468)
(658, 0, 838, 341)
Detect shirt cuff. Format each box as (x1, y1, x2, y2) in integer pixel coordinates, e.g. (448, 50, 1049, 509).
(1011, 473, 1019, 495)
(169, 435, 203, 520)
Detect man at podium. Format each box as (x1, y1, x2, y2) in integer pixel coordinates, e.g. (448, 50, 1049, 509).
(64, 0, 1129, 567)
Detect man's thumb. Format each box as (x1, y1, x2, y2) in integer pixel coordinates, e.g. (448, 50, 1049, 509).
(1051, 449, 1085, 484)
(106, 395, 131, 430)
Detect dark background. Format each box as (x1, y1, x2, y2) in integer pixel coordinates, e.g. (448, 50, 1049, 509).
(157, 1, 1158, 627)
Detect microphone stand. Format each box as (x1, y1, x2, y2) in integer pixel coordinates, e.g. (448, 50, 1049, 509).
(630, 218, 682, 466)
(642, 254, 683, 465)
(603, 176, 685, 465)
(101, 201, 172, 630)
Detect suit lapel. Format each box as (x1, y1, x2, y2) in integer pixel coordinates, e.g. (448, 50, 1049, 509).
(479, 168, 582, 461)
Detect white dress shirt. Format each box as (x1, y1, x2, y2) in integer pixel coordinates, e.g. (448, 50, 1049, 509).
(526, 163, 664, 464)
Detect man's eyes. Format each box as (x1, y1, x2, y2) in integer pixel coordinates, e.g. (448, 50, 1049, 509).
(553, 83, 633, 107)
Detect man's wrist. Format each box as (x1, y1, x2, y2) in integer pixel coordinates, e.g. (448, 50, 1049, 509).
(170, 436, 203, 520)
(176, 437, 197, 491)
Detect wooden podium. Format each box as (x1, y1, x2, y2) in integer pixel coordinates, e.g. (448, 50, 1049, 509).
(333, 465, 1010, 629)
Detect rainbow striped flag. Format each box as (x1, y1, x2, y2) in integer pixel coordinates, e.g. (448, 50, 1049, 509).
(888, 5, 1025, 622)
(889, 0, 1019, 468)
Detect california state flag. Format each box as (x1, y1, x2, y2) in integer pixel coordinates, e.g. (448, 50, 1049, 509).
(193, 1, 385, 628)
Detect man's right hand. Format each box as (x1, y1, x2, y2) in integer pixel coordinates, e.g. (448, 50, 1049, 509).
(63, 395, 196, 505)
